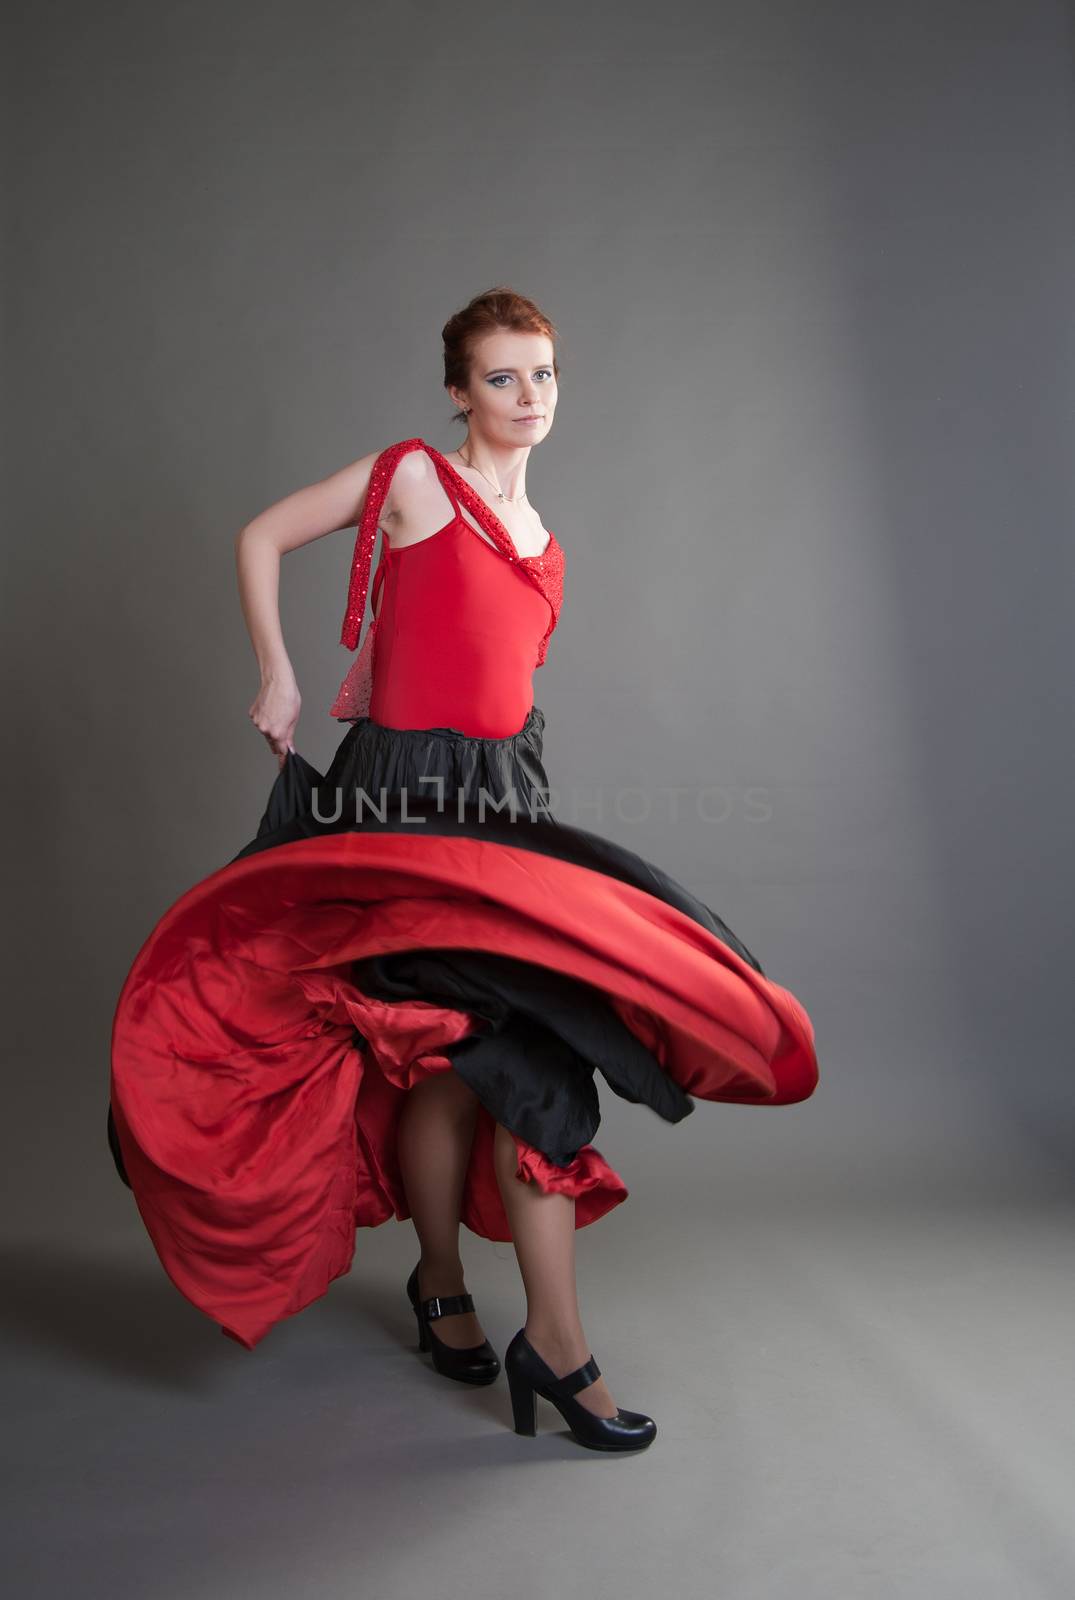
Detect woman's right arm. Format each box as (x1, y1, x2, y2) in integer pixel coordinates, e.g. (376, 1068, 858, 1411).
(235, 448, 384, 763)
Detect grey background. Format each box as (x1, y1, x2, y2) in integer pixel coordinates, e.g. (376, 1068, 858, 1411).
(3, 2, 1074, 1597)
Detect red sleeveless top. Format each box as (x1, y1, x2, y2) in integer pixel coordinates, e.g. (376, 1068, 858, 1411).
(329, 439, 565, 739)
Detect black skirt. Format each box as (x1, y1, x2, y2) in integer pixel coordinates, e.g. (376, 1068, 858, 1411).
(109, 703, 818, 1349)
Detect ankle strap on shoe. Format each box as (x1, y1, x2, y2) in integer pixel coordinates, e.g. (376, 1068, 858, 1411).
(423, 1292, 476, 1321)
(547, 1355, 601, 1398)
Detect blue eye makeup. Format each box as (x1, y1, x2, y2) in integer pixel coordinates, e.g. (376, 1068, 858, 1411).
(487, 369, 555, 387)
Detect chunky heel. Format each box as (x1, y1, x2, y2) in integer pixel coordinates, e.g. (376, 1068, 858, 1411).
(507, 1365, 538, 1435)
(503, 1328, 657, 1452)
(405, 1261, 500, 1385)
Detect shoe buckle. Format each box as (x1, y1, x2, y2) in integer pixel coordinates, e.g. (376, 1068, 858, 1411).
(425, 1296, 442, 1321)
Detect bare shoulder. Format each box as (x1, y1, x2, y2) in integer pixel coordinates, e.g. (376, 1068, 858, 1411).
(380, 444, 444, 540)
(383, 442, 438, 503)
(336, 439, 428, 526)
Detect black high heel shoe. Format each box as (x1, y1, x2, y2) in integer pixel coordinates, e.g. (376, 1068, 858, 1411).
(405, 1261, 501, 1386)
(504, 1329, 657, 1451)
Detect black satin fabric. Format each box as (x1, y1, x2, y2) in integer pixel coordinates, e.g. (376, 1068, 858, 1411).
(319, 702, 555, 824)
(349, 947, 694, 1167)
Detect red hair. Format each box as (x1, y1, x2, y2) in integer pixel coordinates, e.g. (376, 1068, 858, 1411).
(442, 287, 560, 421)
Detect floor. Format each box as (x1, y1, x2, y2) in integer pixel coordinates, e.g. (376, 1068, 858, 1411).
(4, 1146, 1074, 1600)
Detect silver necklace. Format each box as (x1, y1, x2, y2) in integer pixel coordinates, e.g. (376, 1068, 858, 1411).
(457, 447, 528, 505)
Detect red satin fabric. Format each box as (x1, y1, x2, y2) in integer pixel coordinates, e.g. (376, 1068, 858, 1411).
(109, 830, 817, 1350)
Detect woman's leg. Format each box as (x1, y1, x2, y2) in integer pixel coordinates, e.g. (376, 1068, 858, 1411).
(492, 1121, 619, 1419)
(396, 1068, 488, 1349)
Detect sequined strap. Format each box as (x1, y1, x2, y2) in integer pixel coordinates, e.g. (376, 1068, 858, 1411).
(338, 437, 425, 650)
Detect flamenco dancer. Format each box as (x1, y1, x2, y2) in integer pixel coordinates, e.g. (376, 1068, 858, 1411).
(109, 287, 819, 1453)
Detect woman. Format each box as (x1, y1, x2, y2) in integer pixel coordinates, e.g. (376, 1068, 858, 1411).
(109, 287, 819, 1454)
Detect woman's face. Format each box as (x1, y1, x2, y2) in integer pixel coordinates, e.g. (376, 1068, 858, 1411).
(450, 329, 558, 448)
